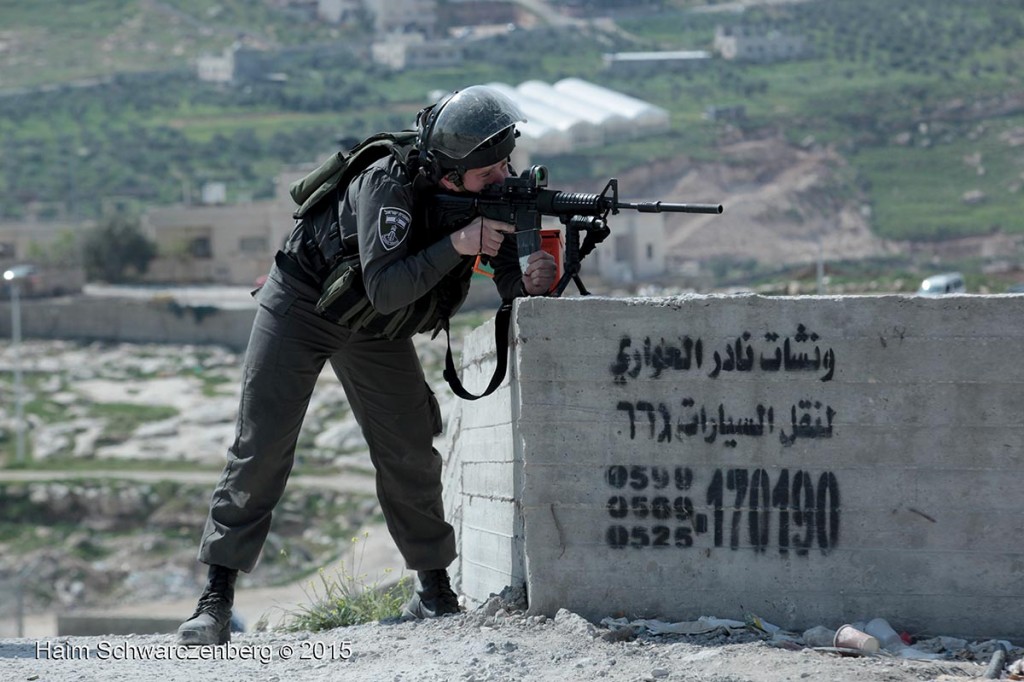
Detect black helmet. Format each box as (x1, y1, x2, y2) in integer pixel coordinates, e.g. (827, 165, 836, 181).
(416, 85, 526, 183)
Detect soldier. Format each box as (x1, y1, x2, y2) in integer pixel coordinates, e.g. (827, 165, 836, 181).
(177, 85, 556, 645)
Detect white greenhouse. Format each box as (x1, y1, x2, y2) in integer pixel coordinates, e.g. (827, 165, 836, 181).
(516, 80, 633, 143)
(444, 78, 671, 157)
(486, 82, 601, 151)
(553, 77, 671, 135)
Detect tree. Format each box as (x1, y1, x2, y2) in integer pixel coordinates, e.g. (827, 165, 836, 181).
(82, 213, 157, 283)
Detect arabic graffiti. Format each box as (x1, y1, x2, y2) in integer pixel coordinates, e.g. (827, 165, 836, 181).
(604, 465, 840, 554)
(609, 325, 836, 384)
(609, 335, 703, 383)
(616, 399, 836, 448)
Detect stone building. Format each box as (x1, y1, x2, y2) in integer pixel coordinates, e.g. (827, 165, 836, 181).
(363, 0, 438, 37)
(713, 25, 807, 63)
(370, 35, 464, 70)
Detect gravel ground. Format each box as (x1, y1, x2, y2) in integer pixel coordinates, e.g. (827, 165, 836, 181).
(1, 593, 1010, 682)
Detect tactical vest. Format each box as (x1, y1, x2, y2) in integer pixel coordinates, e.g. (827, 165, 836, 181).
(286, 131, 472, 341)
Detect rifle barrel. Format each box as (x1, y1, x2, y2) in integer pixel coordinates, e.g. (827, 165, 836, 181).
(619, 201, 723, 214)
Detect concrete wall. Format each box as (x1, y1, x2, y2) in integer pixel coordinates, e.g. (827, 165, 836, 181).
(443, 293, 1024, 640)
(0, 279, 506, 351)
(0, 296, 257, 351)
(441, 316, 525, 603)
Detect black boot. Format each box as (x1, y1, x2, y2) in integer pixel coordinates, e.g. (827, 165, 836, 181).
(401, 569, 460, 620)
(177, 564, 238, 646)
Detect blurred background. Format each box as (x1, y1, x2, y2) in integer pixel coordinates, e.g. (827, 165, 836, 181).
(0, 0, 1021, 636)
(1, 0, 1022, 296)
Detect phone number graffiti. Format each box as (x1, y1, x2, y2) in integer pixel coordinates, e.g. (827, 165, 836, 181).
(604, 465, 840, 555)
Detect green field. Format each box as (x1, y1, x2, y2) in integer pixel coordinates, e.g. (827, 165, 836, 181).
(854, 116, 1024, 241)
(0, 0, 1021, 267)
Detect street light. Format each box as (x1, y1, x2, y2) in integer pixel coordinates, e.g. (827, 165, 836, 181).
(2, 267, 25, 464)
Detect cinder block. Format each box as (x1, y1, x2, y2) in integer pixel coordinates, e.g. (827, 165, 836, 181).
(463, 461, 516, 499)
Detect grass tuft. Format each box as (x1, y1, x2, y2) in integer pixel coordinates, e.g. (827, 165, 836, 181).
(283, 533, 413, 631)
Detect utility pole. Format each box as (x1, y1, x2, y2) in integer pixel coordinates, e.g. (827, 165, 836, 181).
(3, 269, 25, 464)
(816, 231, 826, 295)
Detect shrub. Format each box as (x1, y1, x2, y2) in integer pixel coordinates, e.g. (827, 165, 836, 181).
(284, 533, 413, 631)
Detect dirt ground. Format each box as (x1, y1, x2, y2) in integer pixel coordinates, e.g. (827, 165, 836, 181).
(0, 597, 1011, 682)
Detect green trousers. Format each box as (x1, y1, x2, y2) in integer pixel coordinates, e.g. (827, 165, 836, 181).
(198, 265, 455, 573)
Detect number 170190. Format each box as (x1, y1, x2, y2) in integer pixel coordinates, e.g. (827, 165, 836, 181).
(604, 466, 840, 554)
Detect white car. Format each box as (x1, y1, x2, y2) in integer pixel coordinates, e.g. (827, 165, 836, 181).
(916, 272, 965, 296)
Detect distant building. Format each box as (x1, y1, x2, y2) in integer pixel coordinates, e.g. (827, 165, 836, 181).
(363, 0, 438, 37)
(268, 0, 318, 20)
(371, 35, 464, 70)
(438, 0, 520, 29)
(231, 46, 277, 82)
(713, 25, 807, 63)
(200, 182, 228, 206)
(143, 203, 283, 284)
(578, 211, 668, 284)
(197, 41, 353, 84)
(141, 172, 296, 285)
(317, 0, 362, 24)
(602, 50, 711, 75)
(0, 219, 78, 269)
(549, 0, 665, 18)
(196, 43, 274, 84)
(196, 48, 234, 83)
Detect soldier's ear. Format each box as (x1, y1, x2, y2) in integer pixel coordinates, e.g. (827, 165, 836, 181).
(440, 171, 463, 191)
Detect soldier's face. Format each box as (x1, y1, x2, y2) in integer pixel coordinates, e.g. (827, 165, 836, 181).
(454, 158, 511, 193)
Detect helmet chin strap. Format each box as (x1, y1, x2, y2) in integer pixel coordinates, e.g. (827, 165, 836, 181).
(443, 169, 465, 191)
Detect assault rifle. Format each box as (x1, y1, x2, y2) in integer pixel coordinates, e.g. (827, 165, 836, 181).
(431, 165, 723, 296)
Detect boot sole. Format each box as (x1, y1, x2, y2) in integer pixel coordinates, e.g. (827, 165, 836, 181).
(177, 627, 230, 646)
(401, 603, 460, 620)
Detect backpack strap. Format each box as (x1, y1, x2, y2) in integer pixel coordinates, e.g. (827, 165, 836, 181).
(438, 299, 513, 401)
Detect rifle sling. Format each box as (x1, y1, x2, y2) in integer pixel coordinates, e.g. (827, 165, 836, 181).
(442, 299, 513, 401)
